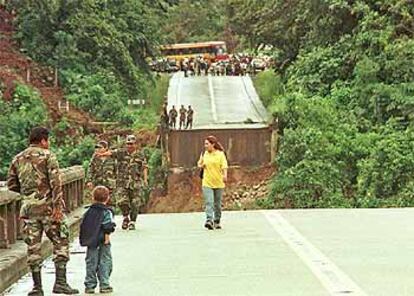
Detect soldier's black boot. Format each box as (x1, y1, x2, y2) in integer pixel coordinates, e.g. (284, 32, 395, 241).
(28, 267, 44, 296)
(52, 263, 79, 294)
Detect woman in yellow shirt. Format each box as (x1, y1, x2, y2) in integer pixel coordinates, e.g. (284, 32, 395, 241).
(197, 136, 228, 230)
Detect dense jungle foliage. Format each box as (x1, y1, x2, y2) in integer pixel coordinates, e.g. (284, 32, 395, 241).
(10, 0, 171, 121)
(249, 1, 414, 208)
(0, 84, 48, 178)
(0, 1, 172, 179)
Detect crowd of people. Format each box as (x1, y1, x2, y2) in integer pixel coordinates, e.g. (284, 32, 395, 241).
(152, 54, 272, 77)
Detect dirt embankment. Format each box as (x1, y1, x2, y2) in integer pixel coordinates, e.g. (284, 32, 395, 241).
(98, 128, 158, 149)
(0, 8, 94, 128)
(145, 165, 274, 213)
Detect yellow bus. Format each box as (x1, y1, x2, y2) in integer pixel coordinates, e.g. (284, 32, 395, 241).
(160, 41, 228, 62)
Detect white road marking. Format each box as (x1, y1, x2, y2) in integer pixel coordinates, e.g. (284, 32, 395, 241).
(177, 74, 182, 107)
(207, 75, 218, 123)
(263, 211, 368, 296)
(240, 76, 267, 122)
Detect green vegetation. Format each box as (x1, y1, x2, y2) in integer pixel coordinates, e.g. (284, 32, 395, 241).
(0, 84, 97, 179)
(2, 1, 413, 210)
(132, 74, 171, 130)
(162, 0, 226, 44)
(249, 1, 414, 208)
(8, 1, 171, 126)
(141, 147, 168, 204)
(253, 71, 284, 108)
(0, 84, 48, 178)
(11, 1, 164, 96)
(1, 2, 172, 179)
(52, 132, 96, 171)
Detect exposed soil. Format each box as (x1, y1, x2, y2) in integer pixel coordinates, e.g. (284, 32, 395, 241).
(145, 165, 275, 213)
(0, 8, 95, 128)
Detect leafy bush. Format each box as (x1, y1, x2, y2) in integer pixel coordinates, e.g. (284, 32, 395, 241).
(253, 70, 284, 108)
(62, 69, 127, 121)
(137, 147, 168, 206)
(0, 84, 48, 179)
(52, 134, 96, 171)
(11, 1, 165, 98)
(252, 1, 414, 208)
(356, 124, 414, 205)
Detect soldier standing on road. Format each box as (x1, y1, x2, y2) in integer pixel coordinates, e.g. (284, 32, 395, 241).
(86, 140, 116, 195)
(161, 102, 169, 130)
(169, 105, 178, 129)
(112, 135, 148, 231)
(186, 105, 194, 129)
(7, 127, 79, 295)
(179, 105, 187, 130)
(183, 59, 188, 77)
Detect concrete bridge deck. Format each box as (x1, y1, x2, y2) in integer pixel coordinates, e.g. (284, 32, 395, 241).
(167, 73, 270, 130)
(5, 209, 414, 295)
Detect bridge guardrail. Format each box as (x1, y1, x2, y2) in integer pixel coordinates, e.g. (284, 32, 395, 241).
(0, 165, 85, 249)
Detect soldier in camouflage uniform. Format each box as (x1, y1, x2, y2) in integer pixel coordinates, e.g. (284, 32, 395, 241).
(112, 135, 148, 230)
(169, 105, 178, 129)
(7, 127, 79, 296)
(186, 105, 194, 129)
(86, 140, 116, 195)
(179, 105, 187, 130)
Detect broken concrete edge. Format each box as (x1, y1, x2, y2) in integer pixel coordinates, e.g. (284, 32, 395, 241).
(0, 207, 85, 294)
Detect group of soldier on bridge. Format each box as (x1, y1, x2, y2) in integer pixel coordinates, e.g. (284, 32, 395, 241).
(161, 102, 194, 130)
(6, 127, 149, 295)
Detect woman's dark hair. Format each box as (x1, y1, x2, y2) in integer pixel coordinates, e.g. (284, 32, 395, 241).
(206, 135, 224, 151)
(29, 127, 49, 144)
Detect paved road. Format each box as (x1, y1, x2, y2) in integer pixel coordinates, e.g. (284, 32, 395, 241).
(6, 209, 414, 295)
(167, 73, 270, 130)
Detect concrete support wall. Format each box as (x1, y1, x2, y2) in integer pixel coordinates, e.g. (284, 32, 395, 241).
(168, 127, 272, 168)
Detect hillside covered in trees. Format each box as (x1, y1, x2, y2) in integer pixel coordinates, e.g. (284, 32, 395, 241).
(237, 1, 414, 208)
(0, 1, 171, 178)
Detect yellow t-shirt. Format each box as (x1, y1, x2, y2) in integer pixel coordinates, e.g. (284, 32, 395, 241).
(201, 150, 228, 189)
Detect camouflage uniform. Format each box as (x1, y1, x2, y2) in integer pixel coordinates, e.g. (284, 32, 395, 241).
(169, 108, 178, 129)
(113, 149, 147, 223)
(179, 106, 187, 129)
(162, 104, 169, 128)
(7, 145, 69, 268)
(186, 107, 194, 129)
(86, 154, 116, 192)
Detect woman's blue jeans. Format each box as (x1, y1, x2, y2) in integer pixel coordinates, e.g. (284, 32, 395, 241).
(202, 187, 223, 222)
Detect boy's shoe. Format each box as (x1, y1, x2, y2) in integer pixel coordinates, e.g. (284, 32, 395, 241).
(100, 286, 113, 294)
(128, 222, 136, 230)
(204, 220, 214, 230)
(85, 287, 95, 294)
(122, 217, 129, 230)
(214, 221, 222, 229)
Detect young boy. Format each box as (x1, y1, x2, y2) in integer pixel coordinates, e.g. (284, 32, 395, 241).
(79, 186, 116, 294)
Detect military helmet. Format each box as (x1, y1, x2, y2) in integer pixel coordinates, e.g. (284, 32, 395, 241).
(126, 135, 137, 144)
(95, 140, 108, 149)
